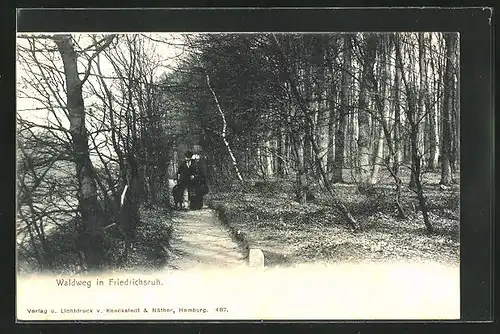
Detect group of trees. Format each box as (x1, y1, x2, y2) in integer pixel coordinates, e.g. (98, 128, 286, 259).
(168, 32, 460, 232)
(16, 32, 459, 271)
(16, 34, 181, 270)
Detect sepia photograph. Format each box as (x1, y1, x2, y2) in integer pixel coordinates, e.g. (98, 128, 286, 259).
(16, 31, 461, 320)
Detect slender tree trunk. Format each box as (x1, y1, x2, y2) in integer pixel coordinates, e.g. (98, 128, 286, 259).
(357, 34, 378, 186)
(394, 34, 433, 233)
(440, 33, 456, 185)
(394, 53, 402, 172)
(371, 127, 385, 184)
(420, 33, 430, 169)
(417, 35, 427, 168)
(53, 35, 105, 270)
(264, 134, 274, 177)
(409, 33, 427, 188)
(453, 49, 460, 176)
(326, 101, 336, 181)
(317, 103, 329, 180)
(428, 50, 439, 170)
(450, 73, 459, 177)
(313, 38, 329, 180)
(292, 132, 307, 204)
(348, 93, 360, 182)
(431, 33, 442, 169)
(412, 123, 433, 233)
(206, 74, 244, 183)
(391, 48, 406, 218)
(276, 126, 285, 177)
(333, 34, 352, 183)
(371, 37, 391, 184)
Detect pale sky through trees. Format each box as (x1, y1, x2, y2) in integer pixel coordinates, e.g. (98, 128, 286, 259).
(16, 32, 455, 123)
(16, 33, 189, 167)
(16, 32, 458, 170)
(16, 33, 187, 125)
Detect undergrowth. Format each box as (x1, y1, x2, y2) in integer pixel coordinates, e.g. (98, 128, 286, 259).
(208, 172, 460, 266)
(17, 205, 173, 275)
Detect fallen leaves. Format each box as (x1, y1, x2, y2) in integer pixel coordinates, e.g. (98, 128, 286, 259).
(211, 191, 460, 266)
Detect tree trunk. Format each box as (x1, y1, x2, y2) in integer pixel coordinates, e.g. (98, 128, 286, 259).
(391, 45, 406, 218)
(350, 99, 359, 181)
(312, 37, 329, 180)
(206, 74, 244, 183)
(53, 35, 105, 270)
(317, 102, 329, 180)
(276, 126, 285, 177)
(409, 33, 427, 188)
(419, 33, 430, 169)
(450, 71, 459, 177)
(440, 33, 456, 185)
(394, 34, 433, 233)
(427, 50, 439, 170)
(453, 49, 460, 176)
(264, 135, 274, 178)
(371, 36, 391, 184)
(333, 34, 352, 183)
(271, 34, 359, 229)
(293, 134, 307, 204)
(394, 51, 402, 172)
(429, 33, 441, 170)
(326, 102, 336, 181)
(357, 34, 378, 186)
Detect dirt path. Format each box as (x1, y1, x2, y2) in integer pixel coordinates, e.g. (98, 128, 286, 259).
(166, 207, 247, 270)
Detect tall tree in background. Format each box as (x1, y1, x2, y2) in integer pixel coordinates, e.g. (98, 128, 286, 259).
(356, 34, 378, 186)
(394, 33, 433, 233)
(391, 35, 406, 218)
(370, 35, 392, 184)
(332, 34, 352, 183)
(440, 33, 457, 185)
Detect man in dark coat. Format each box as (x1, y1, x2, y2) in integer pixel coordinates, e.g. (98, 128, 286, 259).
(176, 151, 195, 209)
(176, 151, 208, 210)
(188, 155, 208, 210)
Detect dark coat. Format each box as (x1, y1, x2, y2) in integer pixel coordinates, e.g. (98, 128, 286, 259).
(177, 158, 209, 209)
(177, 160, 195, 187)
(179, 159, 208, 189)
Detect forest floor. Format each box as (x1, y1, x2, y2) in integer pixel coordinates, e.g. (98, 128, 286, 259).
(16, 170, 459, 274)
(207, 171, 460, 267)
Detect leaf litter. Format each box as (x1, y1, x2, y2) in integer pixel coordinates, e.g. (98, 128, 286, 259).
(209, 191, 459, 267)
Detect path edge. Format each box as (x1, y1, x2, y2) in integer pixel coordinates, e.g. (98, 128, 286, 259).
(206, 200, 251, 262)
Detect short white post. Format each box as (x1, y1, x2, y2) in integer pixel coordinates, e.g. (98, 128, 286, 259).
(248, 248, 265, 268)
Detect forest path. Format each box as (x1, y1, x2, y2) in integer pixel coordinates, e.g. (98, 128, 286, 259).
(165, 206, 247, 270)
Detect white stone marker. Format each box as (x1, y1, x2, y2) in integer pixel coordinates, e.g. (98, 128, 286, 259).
(248, 248, 265, 268)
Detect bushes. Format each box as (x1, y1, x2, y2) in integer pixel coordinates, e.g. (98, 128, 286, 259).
(132, 208, 173, 268)
(17, 205, 173, 274)
(17, 218, 83, 274)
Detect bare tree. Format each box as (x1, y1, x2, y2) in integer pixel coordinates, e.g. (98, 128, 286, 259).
(332, 34, 352, 183)
(206, 73, 245, 183)
(440, 33, 458, 185)
(357, 34, 378, 186)
(394, 33, 433, 233)
(52, 34, 115, 269)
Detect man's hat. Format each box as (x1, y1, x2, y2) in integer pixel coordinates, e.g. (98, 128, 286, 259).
(184, 150, 193, 159)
